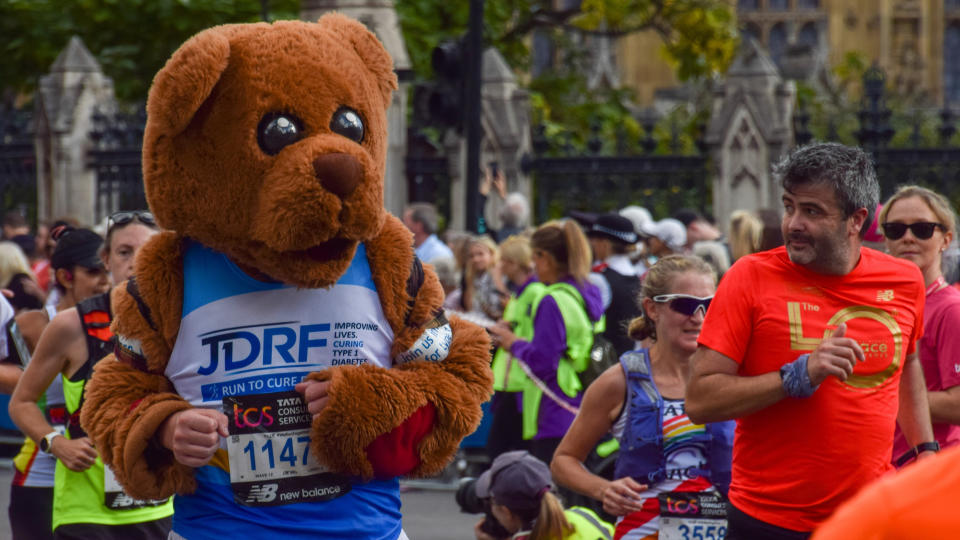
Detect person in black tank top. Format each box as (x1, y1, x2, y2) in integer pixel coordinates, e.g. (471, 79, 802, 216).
(585, 214, 642, 357)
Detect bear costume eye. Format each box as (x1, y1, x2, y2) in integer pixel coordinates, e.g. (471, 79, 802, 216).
(257, 112, 304, 155)
(329, 107, 364, 143)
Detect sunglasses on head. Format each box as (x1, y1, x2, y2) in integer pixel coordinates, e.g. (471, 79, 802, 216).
(882, 222, 945, 240)
(653, 294, 713, 317)
(108, 211, 156, 231)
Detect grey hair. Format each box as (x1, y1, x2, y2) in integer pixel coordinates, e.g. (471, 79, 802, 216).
(430, 257, 460, 291)
(500, 192, 530, 229)
(406, 202, 439, 235)
(774, 142, 880, 238)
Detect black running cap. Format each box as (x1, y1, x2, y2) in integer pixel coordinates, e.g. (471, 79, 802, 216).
(50, 228, 104, 270)
(587, 213, 639, 244)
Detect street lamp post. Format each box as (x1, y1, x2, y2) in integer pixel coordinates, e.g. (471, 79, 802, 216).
(464, 0, 484, 234)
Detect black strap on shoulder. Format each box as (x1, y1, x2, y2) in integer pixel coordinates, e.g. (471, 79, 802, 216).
(76, 291, 113, 363)
(77, 290, 112, 321)
(126, 277, 157, 332)
(70, 291, 115, 438)
(403, 256, 425, 327)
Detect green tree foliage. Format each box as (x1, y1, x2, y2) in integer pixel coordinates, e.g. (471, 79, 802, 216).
(1, 0, 299, 105)
(576, 0, 737, 80)
(396, 0, 736, 153)
(797, 51, 954, 148)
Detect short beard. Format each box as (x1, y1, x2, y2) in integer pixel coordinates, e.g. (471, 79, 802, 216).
(789, 225, 853, 275)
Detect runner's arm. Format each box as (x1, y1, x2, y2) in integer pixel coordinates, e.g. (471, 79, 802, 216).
(896, 352, 936, 454)
(8, 310, 99, 471)
(551, 365, 645, 516)
(0, 310, 48, 393)
(685, 346, 786, 424)
(507, 295, 567, 381)
(9, 310, 76, 444)
(0, 364, 21, 395)
(928, 385, 960, 424)
(552, 365, 623, 498)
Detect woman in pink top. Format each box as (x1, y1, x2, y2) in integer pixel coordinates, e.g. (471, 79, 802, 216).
(881, 185, 960, 465)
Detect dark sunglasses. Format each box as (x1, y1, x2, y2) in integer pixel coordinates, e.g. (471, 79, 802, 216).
(882, 222, 945, 240)
(653, 294, 713, 317)
(108, 211, 156, 231)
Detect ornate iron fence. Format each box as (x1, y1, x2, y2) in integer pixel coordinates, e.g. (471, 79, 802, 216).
(795, 66, 960, 201)
(0, 107, 37, 222)
(405, 128, 452, 227)
(88, 106, 148, 221)
(521, 121, 711, 222)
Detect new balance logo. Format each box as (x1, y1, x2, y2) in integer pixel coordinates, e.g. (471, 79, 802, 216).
(876, 290, 894, 302)
(245, 483, 278, 503)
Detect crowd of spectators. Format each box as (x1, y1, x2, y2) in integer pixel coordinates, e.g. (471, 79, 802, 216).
(407, 142, 960, 540)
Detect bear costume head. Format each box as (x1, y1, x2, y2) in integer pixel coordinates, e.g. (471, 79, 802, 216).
(144, 14, 396, 286)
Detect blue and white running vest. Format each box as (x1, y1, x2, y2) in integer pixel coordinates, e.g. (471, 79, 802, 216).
(165, 240, 402, 540)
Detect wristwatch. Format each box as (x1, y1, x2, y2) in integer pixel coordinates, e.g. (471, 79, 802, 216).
(39, 431, 61, 454)
(894, 440, 940, 467)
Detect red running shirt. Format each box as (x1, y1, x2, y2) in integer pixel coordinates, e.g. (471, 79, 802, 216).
(697, 246, 925, 532)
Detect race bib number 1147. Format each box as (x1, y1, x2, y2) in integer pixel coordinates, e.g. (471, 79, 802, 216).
(224, 391, 351, 507)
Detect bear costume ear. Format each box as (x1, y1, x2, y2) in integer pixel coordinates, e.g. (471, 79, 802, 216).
(146, 26, 232, 137)
(318, 13, 398, 108)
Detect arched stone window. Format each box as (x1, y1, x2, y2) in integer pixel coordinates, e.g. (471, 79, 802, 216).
(768, 0, 789, 11)
(532, 31, 554, 77)
(797, 22, 819, 49)
(797, 0, 820, 9)
(738, 0, 760, 11)
(947, 0, 960, 10)
(743, 22, 762, 43)
(946, 24, 960, 104)
(768, 22, 788, 67)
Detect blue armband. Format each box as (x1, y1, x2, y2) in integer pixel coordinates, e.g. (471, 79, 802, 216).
(779, 354, 819, 398)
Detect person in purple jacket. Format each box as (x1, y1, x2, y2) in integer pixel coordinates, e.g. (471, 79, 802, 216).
(489, 220, 604, 464)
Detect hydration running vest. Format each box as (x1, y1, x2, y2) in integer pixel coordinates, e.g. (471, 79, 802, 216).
(613, 349, 734, 495)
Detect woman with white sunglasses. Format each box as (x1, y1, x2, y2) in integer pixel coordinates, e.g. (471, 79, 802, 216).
(551, 255, 734, 540)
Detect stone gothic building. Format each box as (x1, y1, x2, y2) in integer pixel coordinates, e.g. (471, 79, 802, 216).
(611, 0, 960, 106)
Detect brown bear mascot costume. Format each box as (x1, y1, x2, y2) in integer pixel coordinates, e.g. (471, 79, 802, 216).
(80, 14, 492, 540)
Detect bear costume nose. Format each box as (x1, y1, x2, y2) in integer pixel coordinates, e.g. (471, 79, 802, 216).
(313, 153, 362, 198)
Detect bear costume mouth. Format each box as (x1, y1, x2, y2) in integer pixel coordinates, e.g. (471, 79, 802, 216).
(299, 237, 352, 262)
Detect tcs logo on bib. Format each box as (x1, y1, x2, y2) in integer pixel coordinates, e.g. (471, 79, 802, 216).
(233, 403, 275, 428)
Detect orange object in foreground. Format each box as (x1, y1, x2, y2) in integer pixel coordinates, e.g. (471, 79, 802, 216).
(812, 445, 960, 540)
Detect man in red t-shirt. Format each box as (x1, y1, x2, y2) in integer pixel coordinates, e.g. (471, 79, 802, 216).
(685, 143, 937, 540)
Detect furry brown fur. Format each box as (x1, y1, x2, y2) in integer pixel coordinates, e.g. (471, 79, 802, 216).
(81, 14, 492, 502)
